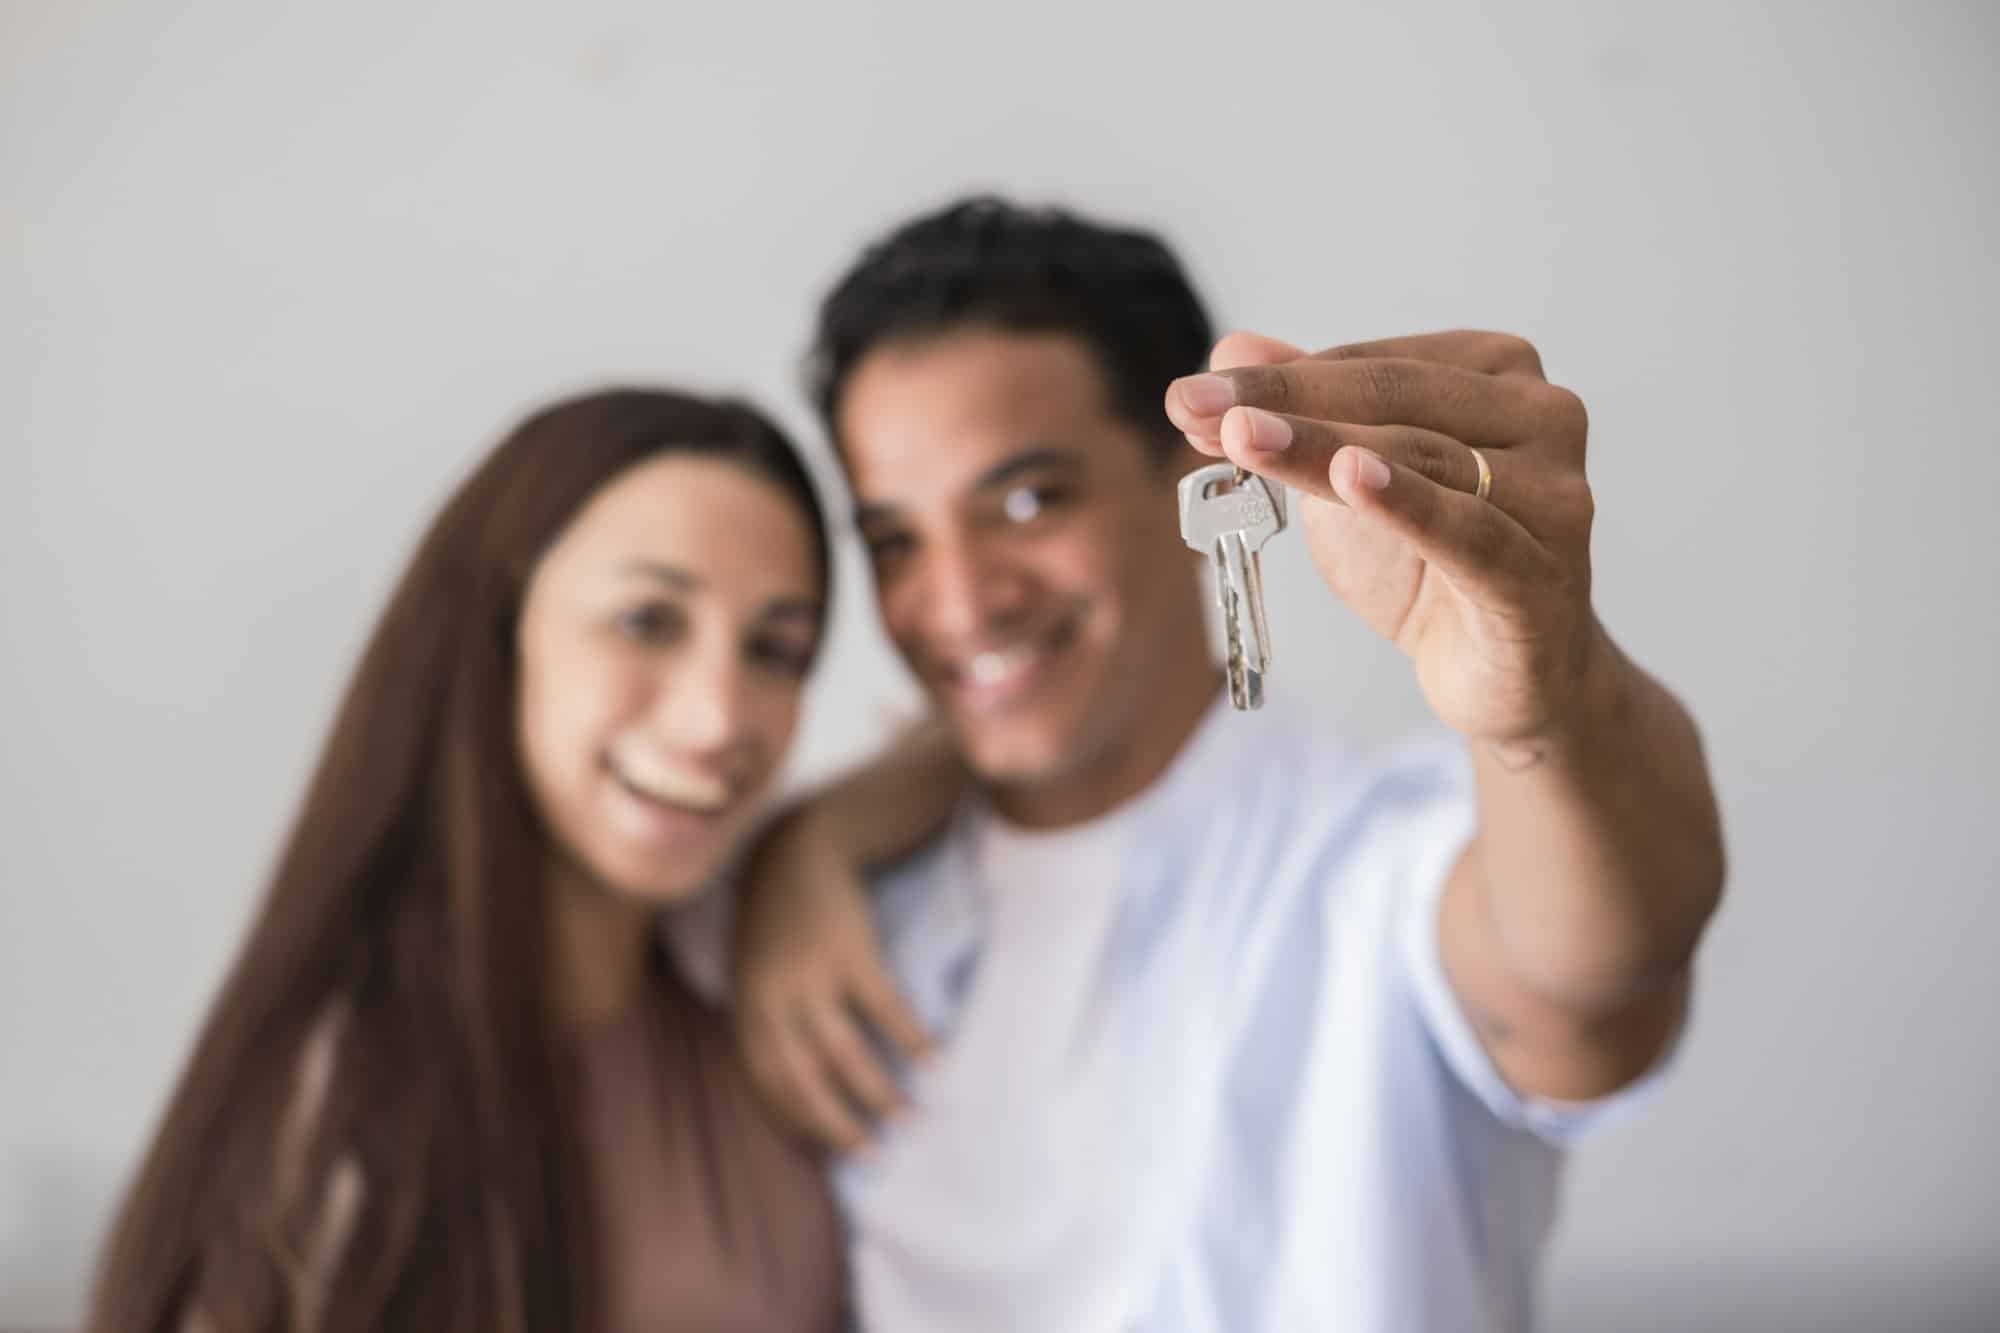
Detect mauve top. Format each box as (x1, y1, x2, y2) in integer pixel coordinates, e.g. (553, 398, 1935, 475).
(576, 966, 846, 1332)
(178, 966, 845, 1332)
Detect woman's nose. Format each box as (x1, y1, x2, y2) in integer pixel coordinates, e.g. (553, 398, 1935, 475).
(654, 637, 748, 754)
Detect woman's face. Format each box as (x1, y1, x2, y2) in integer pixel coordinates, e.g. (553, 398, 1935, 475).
(515, 454, 823, 903)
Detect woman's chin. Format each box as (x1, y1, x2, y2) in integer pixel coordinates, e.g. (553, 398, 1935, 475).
(548, 821, 741, 911)
(609, 871, 716, 907)
(565, 847, 717, 906)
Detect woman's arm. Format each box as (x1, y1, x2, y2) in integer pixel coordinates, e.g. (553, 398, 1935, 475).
(730, 720, 964, 1150)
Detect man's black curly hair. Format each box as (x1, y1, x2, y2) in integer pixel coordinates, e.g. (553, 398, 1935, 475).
(807, 195, 1214, 464)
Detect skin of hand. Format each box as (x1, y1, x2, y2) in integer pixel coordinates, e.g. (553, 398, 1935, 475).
(730, 722, 961, 1149)
(1168, 330, 1725, 1100)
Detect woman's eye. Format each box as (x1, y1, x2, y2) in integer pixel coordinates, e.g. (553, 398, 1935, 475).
(748, 634, 815, 678)
(617, 602, 686, 645)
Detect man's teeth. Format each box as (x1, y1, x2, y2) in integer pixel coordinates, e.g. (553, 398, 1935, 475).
(613, 756, 730, 811)
(967, 644, 1037, 688)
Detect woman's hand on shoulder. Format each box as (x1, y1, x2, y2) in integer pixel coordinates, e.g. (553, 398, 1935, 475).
(730, 805, 933, 1151)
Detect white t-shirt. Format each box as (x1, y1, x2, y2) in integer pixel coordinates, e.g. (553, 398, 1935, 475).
(834, 686, 1666, 1332)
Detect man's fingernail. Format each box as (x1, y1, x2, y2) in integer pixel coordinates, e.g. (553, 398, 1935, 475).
(1175, 373, 1237, 417)
(1343, 446, 1392, 492)
(1242, 407, 1293, 452)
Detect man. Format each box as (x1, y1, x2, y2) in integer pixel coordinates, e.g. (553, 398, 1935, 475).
(731, 197, 1723, 1331)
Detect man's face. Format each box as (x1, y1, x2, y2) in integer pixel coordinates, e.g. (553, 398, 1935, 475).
(838, 329, 1199, 790)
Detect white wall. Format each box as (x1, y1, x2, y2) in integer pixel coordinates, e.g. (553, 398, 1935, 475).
(4, 1, 1996, 1327)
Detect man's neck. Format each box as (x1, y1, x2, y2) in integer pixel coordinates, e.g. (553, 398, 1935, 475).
(991, 652, 1222, 831)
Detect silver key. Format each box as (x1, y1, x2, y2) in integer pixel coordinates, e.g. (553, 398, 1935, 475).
(1179, 463, 1287, 710)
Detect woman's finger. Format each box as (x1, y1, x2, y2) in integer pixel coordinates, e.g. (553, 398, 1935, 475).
(804, 992, 909, 1121)
(850, 963, 934, 1066)
(770, 1001, 872, 1151)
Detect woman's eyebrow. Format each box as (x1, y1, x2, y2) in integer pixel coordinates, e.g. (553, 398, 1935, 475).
(617, 560, 700, 591)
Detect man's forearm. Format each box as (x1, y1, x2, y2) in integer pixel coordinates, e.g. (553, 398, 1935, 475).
(1468, 628, 1726, 1013)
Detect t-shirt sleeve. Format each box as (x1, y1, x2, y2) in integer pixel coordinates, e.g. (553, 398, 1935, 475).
(1386, 737, 1680, 1146)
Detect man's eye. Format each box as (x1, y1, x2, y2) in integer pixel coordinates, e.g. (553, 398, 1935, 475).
(1003, 485, 1067, 523)
(617, 602, 686, 645)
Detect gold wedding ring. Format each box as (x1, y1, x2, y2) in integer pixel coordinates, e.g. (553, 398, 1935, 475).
(1468, 446, 1492, 501)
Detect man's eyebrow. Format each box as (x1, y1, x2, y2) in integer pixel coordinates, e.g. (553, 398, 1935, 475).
(969, 446, 1086, 494)
(851, 446, 1087, 530)
(618, 560, 700, 590)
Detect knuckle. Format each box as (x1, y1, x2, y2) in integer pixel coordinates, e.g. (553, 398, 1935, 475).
(1487, 332, 1543, 377)
(1555, 473, 1596, 534)
(1359, 359, 1405, 413)
(1542, 385, 1589, 445)
(1236, 365, 1291, 411)
(1400, 431, 1458, 487)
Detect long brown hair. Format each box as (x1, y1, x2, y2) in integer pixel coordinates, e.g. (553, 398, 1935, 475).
(88, 388, 830, 1332)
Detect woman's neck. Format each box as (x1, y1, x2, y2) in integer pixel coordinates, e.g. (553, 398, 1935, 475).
(549, 863, 652, 1031)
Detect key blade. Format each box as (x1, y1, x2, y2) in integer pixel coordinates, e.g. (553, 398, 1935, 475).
(1216, 558, 1253, 710)
(1218, 532, 1270, 675)
(1244, 546, 1272, 673)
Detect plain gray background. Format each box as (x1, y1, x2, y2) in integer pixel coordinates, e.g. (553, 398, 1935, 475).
(5, 1, 1997, 1328)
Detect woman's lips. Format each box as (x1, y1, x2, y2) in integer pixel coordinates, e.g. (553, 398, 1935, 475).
(603, 751, 740, 849)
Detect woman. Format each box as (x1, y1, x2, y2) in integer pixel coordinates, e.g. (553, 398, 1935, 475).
(89, 388, 846, 1331)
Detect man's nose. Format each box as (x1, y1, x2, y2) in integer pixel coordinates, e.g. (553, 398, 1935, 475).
(910, 531, 1028, 645)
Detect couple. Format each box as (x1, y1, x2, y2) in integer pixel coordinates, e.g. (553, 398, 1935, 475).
(89, 196, 1724, 1332)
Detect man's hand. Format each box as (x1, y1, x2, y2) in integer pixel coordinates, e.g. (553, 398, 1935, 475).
(730, 809, 933, 1152)
(1166, 330, 1607, 758)
(1169, 330, 1723, 1102)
